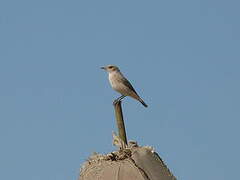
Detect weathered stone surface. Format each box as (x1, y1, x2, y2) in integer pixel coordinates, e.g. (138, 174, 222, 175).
(79, 146, 176, 180)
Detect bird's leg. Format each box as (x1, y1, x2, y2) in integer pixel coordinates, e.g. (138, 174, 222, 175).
(113, 95, 126, 105)
(113, 99, 119, 105)
(118, 95, 126, 101)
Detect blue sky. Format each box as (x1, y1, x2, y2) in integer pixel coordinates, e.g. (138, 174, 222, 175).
(0, 0, 239, 179)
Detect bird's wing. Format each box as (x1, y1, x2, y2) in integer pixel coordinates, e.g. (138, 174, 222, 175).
(121, 77, 138, 95)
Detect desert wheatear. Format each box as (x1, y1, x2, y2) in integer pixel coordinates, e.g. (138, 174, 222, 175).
(101, 65, 148, 107)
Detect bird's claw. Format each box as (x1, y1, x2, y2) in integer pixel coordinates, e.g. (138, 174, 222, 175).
(113, 99, 120, 106)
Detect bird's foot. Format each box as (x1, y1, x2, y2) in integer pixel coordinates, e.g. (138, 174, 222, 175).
(113, 99, 121, 106)
(113, 95, 125, 106)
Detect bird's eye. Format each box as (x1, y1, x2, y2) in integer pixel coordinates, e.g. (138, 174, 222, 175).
(109, 66, 113, 69)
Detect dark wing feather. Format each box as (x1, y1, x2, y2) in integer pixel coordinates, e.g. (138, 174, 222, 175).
(121, 77, 139, 95)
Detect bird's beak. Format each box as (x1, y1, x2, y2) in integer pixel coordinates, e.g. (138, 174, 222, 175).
(101, 66, 106, 70)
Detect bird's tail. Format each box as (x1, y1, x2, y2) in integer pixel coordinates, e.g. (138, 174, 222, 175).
(139, 98, 148, 108)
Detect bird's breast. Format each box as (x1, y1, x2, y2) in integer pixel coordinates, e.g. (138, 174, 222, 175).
(108, 73, 118, 89)
(108, 72, 129, 95)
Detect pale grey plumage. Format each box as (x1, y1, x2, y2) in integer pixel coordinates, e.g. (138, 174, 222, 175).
(101, 65, 148, 107)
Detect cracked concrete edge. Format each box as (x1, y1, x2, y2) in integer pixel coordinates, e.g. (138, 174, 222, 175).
(131, 147, 177, 180)
(79, 145, 176, 180)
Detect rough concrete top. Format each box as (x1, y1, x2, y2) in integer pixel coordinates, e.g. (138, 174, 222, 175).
(79, 142, 176, 180)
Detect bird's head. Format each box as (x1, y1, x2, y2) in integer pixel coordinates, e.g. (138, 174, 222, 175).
(101, 65, 120, 73)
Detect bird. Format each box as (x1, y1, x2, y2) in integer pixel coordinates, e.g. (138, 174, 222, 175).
(101, 65, 148, 107)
